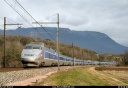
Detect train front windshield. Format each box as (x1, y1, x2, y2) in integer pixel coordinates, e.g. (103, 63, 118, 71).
(25, 45, 41, 50)
(25, 46, 32, 49)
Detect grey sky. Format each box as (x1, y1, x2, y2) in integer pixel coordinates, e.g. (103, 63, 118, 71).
(0, 0, 128, 47)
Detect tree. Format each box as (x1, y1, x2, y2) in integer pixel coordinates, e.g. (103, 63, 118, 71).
(123, 50, 128, 65)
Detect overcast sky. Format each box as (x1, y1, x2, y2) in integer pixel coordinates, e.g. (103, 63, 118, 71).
(0, 0, 128, 47)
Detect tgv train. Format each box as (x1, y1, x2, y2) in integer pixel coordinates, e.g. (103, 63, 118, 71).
(21, 42, 117, 67)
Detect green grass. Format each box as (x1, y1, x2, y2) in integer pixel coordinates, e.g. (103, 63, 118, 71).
(37, 67, 110, 86)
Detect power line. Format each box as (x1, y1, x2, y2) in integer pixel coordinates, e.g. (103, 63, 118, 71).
(4, 0, 44, 40)
(4, 0, 55, 41)
(6, 17, 47, 41)
(4, 0, 30, 26)
(7, 17, 47, 40)
(6, 17, 22, 26)
(5, 17, 36, 41)
(14, 0, 55, 41)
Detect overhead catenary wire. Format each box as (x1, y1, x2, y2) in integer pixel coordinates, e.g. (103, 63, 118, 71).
(3, 0, 107, 55)
(4, 0, 48, 40)
(15, 0, 56, 41)
(4, 0, 56, 41)
(4, 0, 39, 40)
(3, 1, 112, 64)
(6, 18, 45, 42)
(4, 0, 35, 28)
(6, 17, 36, 42)
(8, 17, 49, 40)
(0, 18, 49, 39)
(6, 17, 20, 24)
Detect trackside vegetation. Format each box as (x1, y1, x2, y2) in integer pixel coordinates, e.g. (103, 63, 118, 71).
(36, 67, 110, 86)
(0, 35, 97, 67)
(0, 35, 127, 67)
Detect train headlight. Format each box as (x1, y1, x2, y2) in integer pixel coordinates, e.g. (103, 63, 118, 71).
(40, 53, 43, 58)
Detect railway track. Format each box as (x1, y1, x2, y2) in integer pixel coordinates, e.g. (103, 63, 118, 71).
(0, 66, 73, 86)
(0, 66, 59, 72)
(0, 67, 43, 72)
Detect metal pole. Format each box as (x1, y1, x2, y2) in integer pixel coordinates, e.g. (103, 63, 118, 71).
(4, 17, 6, 68)
(57, 13, 60, 70)
(91, 53, 93, 65)
(82, 50, 84, 66)
(3, 17, 22, 68)
(32, 14, 60, 70)
(72, 43, 74, 67)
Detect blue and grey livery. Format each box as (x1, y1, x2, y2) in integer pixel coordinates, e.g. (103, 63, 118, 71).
(21, 42, 117, 67)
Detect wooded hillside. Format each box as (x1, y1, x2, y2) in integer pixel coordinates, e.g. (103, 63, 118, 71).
(0, 35, 126, 67)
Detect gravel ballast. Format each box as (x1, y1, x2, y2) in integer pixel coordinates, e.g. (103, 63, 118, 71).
(0, 66, 72, 86)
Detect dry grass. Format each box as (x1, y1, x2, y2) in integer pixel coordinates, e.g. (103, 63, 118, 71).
(31, 66, 128, 86)
(36, 66, 110, 86)
(101, 70, 128, 84)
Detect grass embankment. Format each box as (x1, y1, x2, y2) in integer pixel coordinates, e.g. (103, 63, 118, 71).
(36, 66, 110, 86)
(95, 66, 128, 84)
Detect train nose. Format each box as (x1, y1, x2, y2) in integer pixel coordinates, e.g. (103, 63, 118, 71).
(21, 53, 38, 57)
(21, 53, 39, 62)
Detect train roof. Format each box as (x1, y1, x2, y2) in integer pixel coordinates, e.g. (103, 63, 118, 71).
(30, 42, 44, 45)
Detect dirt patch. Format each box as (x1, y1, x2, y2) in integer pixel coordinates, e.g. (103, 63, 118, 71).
(5, 71, 57, 86)
(87, 67, 128, 86)
(95, 66, 128, 71)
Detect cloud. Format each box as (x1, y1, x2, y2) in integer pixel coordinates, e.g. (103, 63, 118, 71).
(0, 0, 128, 47)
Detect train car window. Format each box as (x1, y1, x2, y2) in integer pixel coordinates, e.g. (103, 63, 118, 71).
(33, 46, 40, 49)
(45, 52, 49, 58)
(49, 53, 50, 58)
(50, 53, 53, 59)
(60, 57, 63, 60)
(62, 57, 64, 60)
(60, 57, 62, 60)
(64, 57, 66, 61)
(53, 55, 57, 60)
(25, 46, 32, 49)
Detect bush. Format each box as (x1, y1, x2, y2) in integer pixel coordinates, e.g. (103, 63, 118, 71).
(123, 50, 128, 66)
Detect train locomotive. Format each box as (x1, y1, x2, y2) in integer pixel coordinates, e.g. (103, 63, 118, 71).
(21, 42, 117, 67)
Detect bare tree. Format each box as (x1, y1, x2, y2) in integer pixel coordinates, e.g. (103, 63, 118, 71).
(123, 50, 128, 66)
